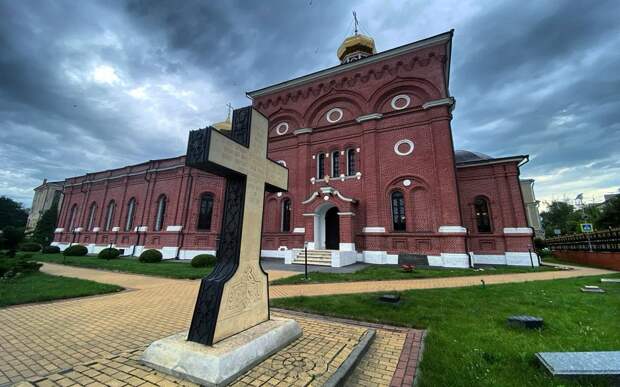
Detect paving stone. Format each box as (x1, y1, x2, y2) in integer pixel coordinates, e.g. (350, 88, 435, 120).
(537, 351, 620, 375)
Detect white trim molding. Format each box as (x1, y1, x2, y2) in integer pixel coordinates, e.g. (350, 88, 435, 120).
(355, 113, 383, 123)
(438, 226, 467, 233)
(301, 192, 319, 204)
(422, 97, 455, 110)
(337, 212, 355, 216)
(334, 190, 356, 203)
(111, 226, 121, 232)
(73, 227, 83, 233)
(135, 226, 148, 232)
(92, 227, 101, 232)
(362, 227, 386, 233)
(54, 228, 64, 233)
(293, 128, 313, 135)
(302, 213, 319, 217)
(166, 225, 183, 232)
(503, 227, 533, 235)
(339, 243, 356, 251)
(292, 227, 305, 233)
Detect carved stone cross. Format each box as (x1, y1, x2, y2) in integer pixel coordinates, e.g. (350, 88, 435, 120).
(185, 106, 288, 345)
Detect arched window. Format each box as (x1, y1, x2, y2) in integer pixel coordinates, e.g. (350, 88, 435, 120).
(347, 148, 357, 176)
(317, 153, 325, 179)
(154, 195, 167, 231)
(391, 191, 406, 231)
(474, 197, 492, 233)
(104, 200, 116, 231)
(281, 198, 291, 232)
(331, 151, 340, 177)
(87, 202, 97, 231)
(198, 193, 214, 230)
(67, 204, 78, 231)
(125, 198, 136, 232)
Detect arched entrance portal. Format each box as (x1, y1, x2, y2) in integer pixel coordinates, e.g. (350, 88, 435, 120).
(313, 203, 340, 250)
(324, 207, 340, 250)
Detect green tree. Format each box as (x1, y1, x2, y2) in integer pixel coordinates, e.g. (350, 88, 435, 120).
(0, 196, 29, 229)
(540, 201, 582, 237)
(0, 226, 25, 256)
(598, 196, 620, 229)
(31, 203, 58, 246)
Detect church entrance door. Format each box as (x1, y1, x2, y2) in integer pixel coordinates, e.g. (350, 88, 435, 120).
(324, 207, 340, 250)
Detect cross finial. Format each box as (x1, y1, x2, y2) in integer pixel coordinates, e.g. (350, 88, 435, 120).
(353, 11, 359, 35)
(225, 103, 233, 121)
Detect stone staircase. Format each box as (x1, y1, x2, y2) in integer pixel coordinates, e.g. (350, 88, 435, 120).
(291, 249, 332, 266)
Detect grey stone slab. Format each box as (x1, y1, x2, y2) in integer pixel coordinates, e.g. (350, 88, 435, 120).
(601, 278, 620, 283)
(536, 351, 620, 375)
(507, 315, 543, 329)
(581, 286, 605, 293)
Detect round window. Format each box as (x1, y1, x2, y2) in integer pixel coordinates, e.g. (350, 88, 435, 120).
(326, 108, 344, 123)
(275, 122, 289, 135)
(390, 95, 411, 110)
(394, 139, 415, 156)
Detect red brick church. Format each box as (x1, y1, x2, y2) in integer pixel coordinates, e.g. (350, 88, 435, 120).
(52, 30, 538, 267)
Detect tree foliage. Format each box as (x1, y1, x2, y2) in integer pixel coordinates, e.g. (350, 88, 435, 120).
(0, 196, 28, 229)
(598, 196, 620, 229)
(540, 201, 581, 237)
(31, 203, 58, 246)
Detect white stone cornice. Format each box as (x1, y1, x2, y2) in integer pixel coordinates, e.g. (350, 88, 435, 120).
(337, 212, 355, 216)
(362, 227, 386, 233)
(302, 213, 319, 217)
(166, 225, 183, 232)
(301, 191, 319, 204)
(73, 227, 83, 233)
(92, 227, 101, 232)
(111, 226, 121, 232)
(135, 226, 148, 232)
(503, 227, 533, 235)
(422, 97, 455, 110)
(293, 128, 313, 135)
(438, 225, 467, 233)
(334, 190, 356, 203)
(54, 227, 64, 233)
(293, 227, 305, 233)
(355, 113, 383, 123)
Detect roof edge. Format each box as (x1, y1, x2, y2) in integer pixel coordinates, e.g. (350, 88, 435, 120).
(456, 155, 528, 168)
(247, 30, 454, 99)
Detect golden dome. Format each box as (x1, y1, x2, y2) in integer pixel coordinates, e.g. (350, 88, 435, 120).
(212, 116, 231, 132)
(337, 33, 376, 64)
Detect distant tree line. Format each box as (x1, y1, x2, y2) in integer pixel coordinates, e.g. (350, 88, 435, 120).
(0, 196, 58, 254)
(541, 196, 620, 238)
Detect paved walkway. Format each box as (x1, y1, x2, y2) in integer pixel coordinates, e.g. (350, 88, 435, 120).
(0, 262, 614, 386)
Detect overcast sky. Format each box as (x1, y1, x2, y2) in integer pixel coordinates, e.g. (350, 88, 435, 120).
(1, 0, 619, 208)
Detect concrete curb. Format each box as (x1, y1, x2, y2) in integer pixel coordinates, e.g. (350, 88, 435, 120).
(324, 329, 376, 387)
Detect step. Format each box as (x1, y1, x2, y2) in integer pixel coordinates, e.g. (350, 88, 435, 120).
(292, 249, 332, 266)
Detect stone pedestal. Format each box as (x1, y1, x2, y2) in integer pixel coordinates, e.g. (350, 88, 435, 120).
(141, 318, 302, 387)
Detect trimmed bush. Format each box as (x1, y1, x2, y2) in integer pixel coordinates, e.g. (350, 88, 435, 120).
(139, 249, 162, 263)
(42, 245, 61, 254)
(191, 254, 216, 268)
(0, 257, 42, 278)
(98, 248, 120, 260)
(19, 242, 41, 252)
(63, 244, 88, 257)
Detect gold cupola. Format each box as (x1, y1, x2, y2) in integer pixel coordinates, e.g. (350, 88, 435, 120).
(337, 33, 376, 64)
(212, 104, 233, 133)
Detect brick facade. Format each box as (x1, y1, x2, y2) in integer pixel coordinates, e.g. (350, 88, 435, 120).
(52, 31, 536, 267)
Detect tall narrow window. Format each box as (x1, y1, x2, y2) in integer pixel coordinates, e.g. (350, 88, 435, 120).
(154, 195, 167, 231)
(317, 153, 325, 179)
(331, 151, 340, 177)
(87, 202, 97, 231)
(104, 200, 116, 231)
(347, 148, 357, 176)
(67, 204, 78, 231)
(474, 197, 492, 233)
(281, 198, 291, 232)
(391, 191, 406, 231)
(125, 198, 136, 232)
(198, 193, 214, 230)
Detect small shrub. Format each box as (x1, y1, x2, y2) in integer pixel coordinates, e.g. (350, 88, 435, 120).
(139, 249, 162, 263)
(0, 257, 42, 278)
(19, 242, 41, 252)
(98, 248, 120, 260)
(42, 245, 61, 254)
(63, 244, 88, 257)
(191, 254, 216, 268)
(401, 264, 416, 273)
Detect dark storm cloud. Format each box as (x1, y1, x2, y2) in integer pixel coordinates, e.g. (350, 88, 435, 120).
(0, 0, 618, 206)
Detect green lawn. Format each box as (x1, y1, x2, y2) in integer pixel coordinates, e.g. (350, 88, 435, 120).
(270, 264, 559, 285)
(273, 273, 620, 387)
(0, 272, 122, 307)
(31, 253, 213, 279)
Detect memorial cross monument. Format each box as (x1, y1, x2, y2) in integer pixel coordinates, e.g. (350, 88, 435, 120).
(185, 106, 288, 345)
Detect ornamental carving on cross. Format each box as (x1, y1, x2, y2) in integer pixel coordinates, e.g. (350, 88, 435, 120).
(185, 106, 288, 346)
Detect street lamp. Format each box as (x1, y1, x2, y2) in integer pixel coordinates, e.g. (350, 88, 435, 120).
(304, 241, 309, 281)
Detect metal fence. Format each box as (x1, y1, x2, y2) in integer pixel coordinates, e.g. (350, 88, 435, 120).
(546, 228, 620, 252)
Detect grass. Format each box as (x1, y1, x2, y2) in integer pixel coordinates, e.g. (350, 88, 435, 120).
(0, 272, 122, 308)
(272, 273, 620, 387)
(270, 264, 559, 285)
(31, 253, 213, 279)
